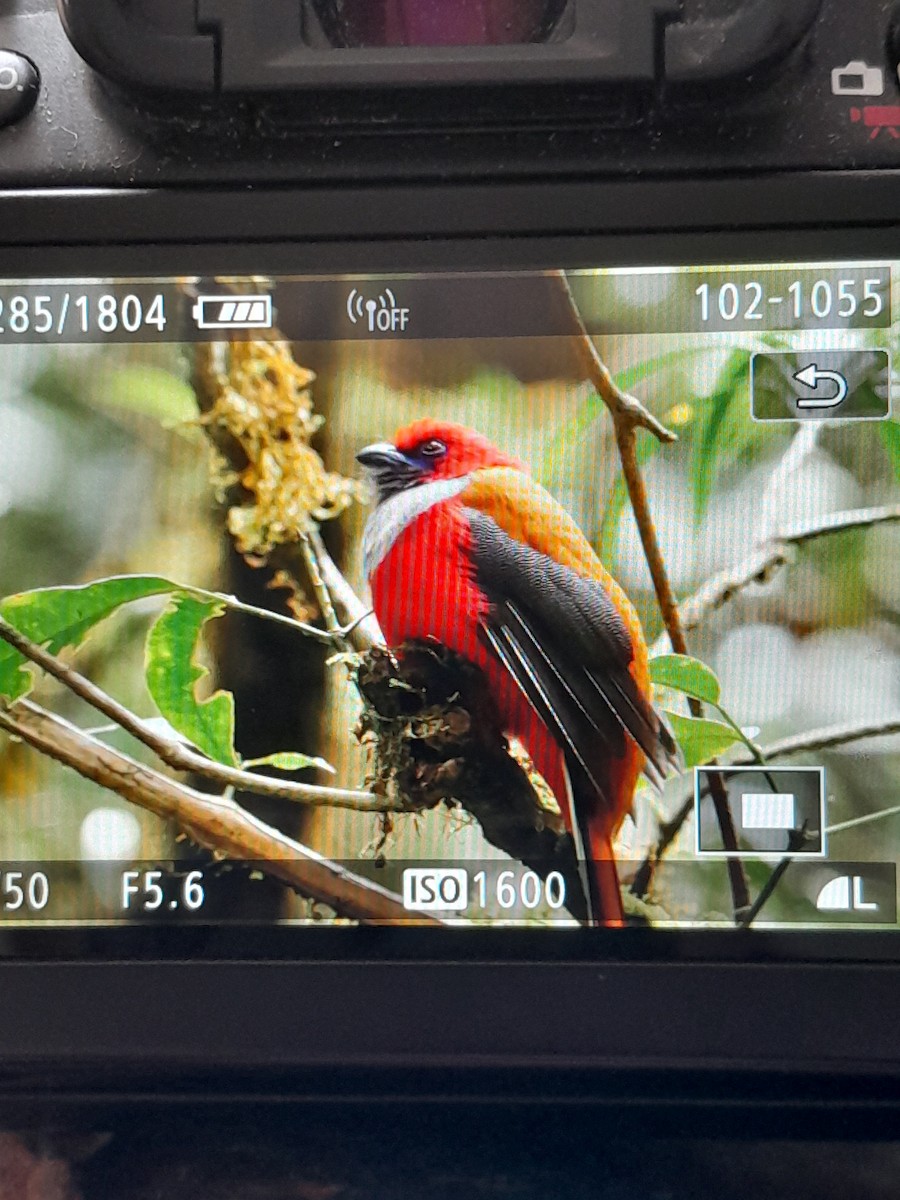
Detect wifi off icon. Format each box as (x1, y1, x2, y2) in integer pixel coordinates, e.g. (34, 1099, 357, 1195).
(346, 287, 411, 334)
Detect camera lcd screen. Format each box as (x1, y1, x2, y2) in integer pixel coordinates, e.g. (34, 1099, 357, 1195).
(0, 260, 897, 934)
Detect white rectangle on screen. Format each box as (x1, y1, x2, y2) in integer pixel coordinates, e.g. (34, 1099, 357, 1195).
(741, 793, 796, 830)
(402, 868, 469, 912)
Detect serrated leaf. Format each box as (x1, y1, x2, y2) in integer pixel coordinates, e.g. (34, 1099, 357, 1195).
(145, 594, 238, 767)
(650, 653, 721, 705)
(0, 575, 176, 702)
(244, 752, 335, 775)
(690, 351, 751, 523)
(880, 420, 900, 483)
(664, 710, 741, 768)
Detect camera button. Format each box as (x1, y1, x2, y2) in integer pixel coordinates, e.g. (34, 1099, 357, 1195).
(751, 350, 891, 423)
(695, 766, 826, 858)
(0, 51, 39, 130)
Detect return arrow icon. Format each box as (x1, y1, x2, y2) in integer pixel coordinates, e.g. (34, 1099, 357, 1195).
(793, 363, 850, 409)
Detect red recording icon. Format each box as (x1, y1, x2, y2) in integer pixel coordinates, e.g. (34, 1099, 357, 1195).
(850, 106, 900, 139)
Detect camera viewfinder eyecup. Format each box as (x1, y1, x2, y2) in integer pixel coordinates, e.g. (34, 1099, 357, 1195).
(57, 0, 822, 93)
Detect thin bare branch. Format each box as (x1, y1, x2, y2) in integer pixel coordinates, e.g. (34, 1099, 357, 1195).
(638, 496, 900, 905)
(554, 271, 687, 656)
(554, 273, 678, 446)
(0, 699, 437, 924)
(660, 503, 900, 648)
(737, 716, 900, 764)
(310, 528, 383, 652)
(205, 586, 337, 646)
(828, 802, 900, 837)
(554, 269, 750, 919)
(632, 715, 900, 897)
(299, 530, 343, 640)
(0, 614, 399, 814)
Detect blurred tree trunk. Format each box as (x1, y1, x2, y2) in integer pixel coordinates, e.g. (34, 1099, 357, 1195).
(187, 339, 344, 920)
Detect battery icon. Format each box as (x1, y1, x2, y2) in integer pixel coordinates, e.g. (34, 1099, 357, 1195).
(192, 294, 274, 330)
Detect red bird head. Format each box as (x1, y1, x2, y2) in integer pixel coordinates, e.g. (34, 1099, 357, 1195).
(357, 420, 524, 500)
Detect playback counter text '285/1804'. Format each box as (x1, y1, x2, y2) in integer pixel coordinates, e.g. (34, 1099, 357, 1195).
(0, 292, 167, 337)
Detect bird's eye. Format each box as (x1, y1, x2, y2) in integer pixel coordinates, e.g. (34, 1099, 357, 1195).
(419, 439, 447, 458)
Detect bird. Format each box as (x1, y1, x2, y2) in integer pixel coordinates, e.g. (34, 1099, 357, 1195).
(357, 419, 679, 925)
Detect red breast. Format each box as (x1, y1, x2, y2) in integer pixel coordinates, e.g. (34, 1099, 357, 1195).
(370, 498, 576, 823)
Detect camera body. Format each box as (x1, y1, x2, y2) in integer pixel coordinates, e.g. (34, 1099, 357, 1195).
(0, 0, 896, 188)
(1, 0, 900, 1114)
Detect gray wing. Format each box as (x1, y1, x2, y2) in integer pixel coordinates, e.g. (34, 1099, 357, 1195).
(466, 509, 679, 800)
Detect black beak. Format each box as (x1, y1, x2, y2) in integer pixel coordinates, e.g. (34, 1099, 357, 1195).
(356, 443, 413, 472)
(357, 442, 425, 499)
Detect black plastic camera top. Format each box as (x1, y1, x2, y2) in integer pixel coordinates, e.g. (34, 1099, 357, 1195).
(0, 2, 899, 194)
(57, 0, 821, 92)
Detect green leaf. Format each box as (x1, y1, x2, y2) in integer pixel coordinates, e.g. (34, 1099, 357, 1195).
(880, 420, 900, 483)
(244, 752, 335, 775)
(0, 575, 176, 702)
(690, 351, 750, 523)
(145, 595, 238, 768)
(650, 653, 721, 706)
(664, 710, 741, 769)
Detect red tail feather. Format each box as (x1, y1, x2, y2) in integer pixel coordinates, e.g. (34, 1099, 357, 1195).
(587, 827, 625, 928)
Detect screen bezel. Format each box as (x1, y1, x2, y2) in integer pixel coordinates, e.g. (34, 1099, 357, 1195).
(1, 179, 900, 1080)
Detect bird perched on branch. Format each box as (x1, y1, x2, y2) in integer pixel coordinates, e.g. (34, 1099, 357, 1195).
(357, 420, 678, 924)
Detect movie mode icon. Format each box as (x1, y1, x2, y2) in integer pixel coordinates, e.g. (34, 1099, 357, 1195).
(695, 766, 826, 858)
